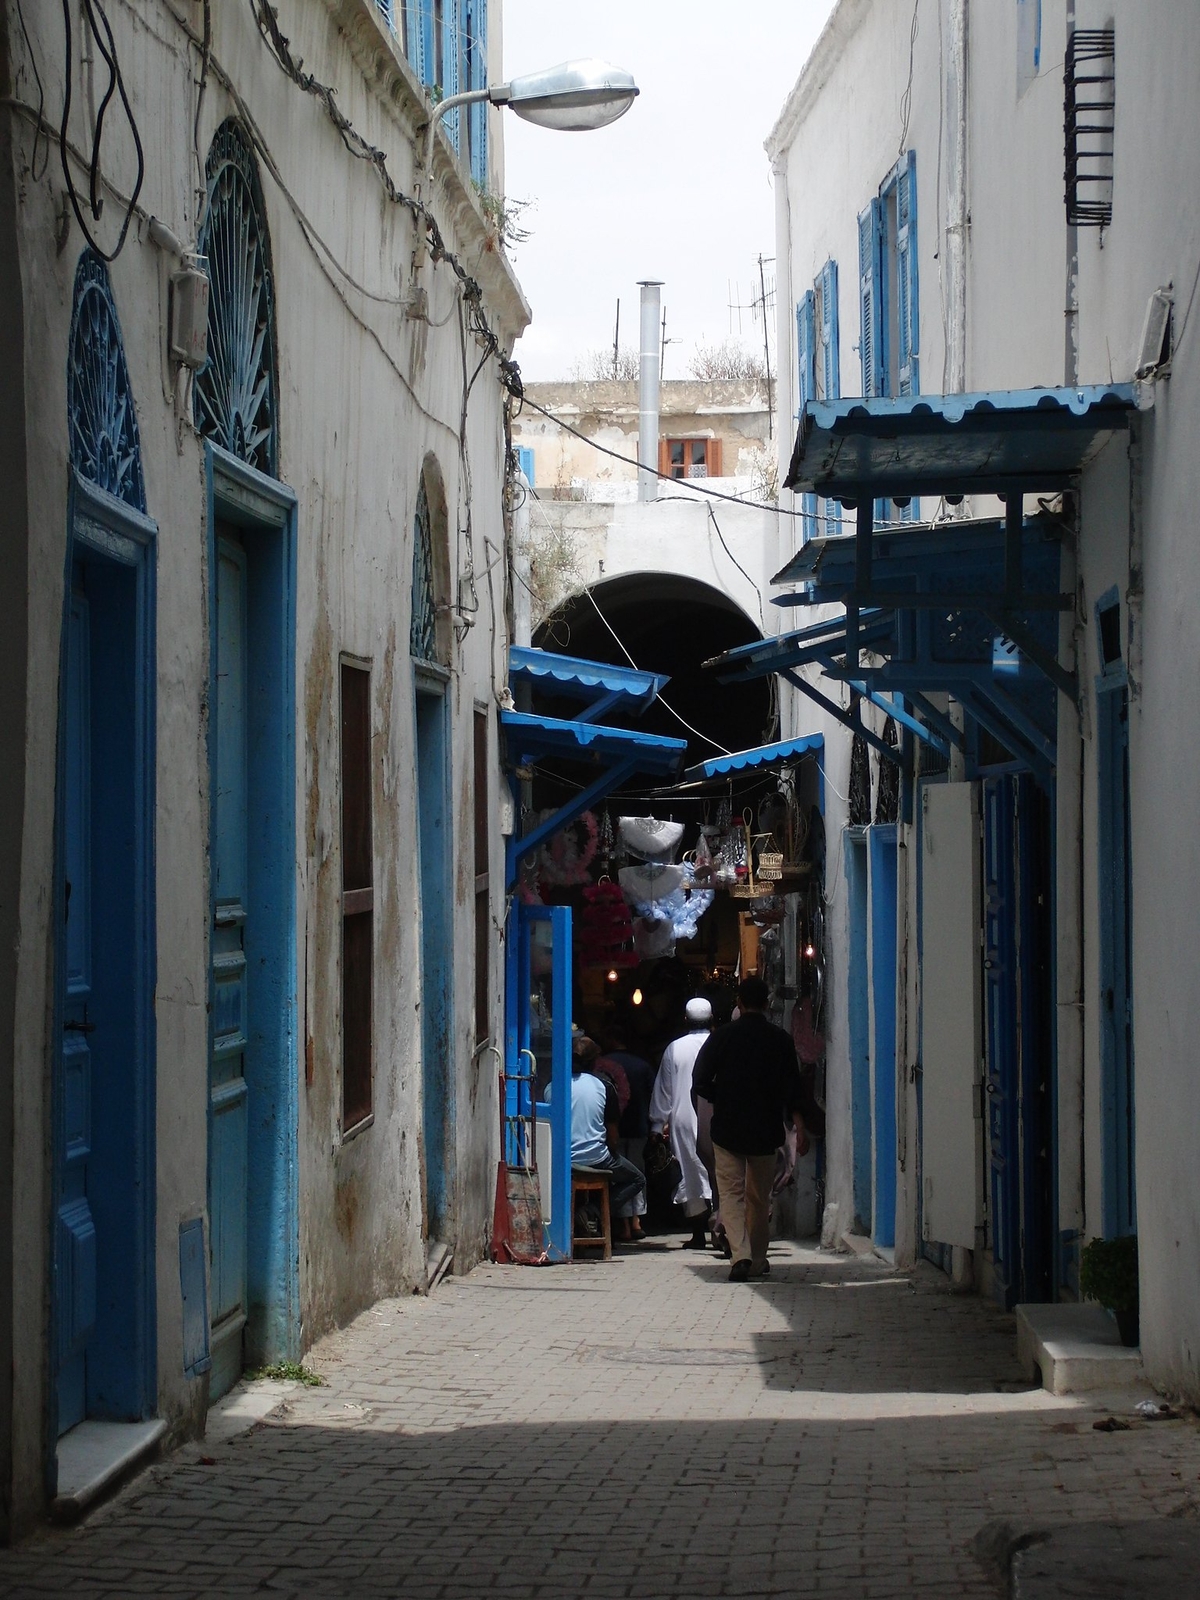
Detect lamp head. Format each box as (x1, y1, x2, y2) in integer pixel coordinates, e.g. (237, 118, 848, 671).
(493, 59, 639, 131)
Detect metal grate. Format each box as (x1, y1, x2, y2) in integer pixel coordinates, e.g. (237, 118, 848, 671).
(1064, 28, 1115, 228)
(195, 121, 279, 476)
(67, 250, 146, 510)
(410, 478, 438, 662)
(848, 700, 872, 827)
(874, 719, 900, 824)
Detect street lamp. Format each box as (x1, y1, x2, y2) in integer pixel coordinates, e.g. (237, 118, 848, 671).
(421, 58, 639, 188)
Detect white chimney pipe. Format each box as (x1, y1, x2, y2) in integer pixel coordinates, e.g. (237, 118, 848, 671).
(637, 280, 662, 502)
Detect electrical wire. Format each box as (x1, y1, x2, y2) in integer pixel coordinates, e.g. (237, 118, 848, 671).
(897, 0, 921, 157)
(580, 586, 732, 756)
(13, 0, 48, 181)
(192, 0, 212, 233)
(59, 0, 145, 262)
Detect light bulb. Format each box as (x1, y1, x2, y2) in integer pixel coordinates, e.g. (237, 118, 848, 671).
(804, 943, 816, 958)
(606, 969, 618, 983)
(631, 988, 643, 1006)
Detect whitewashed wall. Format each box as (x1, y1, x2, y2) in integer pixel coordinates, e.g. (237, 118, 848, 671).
(1, 0, 525, 1530)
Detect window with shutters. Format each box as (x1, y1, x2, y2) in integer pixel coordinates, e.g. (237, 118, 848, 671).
(341, 661, 374, 1133)
(797, 260, 841, 542)
(473, 706, 491, 1047)
(659, 438, 722, 479)
(858, 151, 920, 522)
(404, 0, 487, 170)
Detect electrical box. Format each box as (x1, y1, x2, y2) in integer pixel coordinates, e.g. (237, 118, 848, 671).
(170, 264, 210, 369)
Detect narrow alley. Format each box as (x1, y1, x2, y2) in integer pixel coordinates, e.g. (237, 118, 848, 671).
(2, 1240, 1196, 1599)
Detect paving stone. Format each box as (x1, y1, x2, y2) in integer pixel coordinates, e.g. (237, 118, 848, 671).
(1, 1242, 1197, 1596)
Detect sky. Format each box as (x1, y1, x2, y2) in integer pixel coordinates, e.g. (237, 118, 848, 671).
(500, 0, 838, 382)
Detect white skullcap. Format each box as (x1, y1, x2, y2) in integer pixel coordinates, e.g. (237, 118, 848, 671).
(685, 998, 713, 1024)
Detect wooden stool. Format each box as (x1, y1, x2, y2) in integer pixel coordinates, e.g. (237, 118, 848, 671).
(571, 1167, 612, 1260)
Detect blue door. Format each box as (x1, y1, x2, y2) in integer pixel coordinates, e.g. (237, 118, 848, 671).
(416, 679, 453, 1249)
(984, 777, 1019, 1304)
(56, 578, 97, 1434)
(209, 530, 250, 1398)
(1097, 684, 1134, 1237)
(55, 535, 155, 1437)
(844, 832, 872, 1235)
(505, 902, 572, 1260)
(868, 826, 898, 1250)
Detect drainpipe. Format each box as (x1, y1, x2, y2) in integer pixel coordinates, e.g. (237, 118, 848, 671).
(637, 280, 662, 502)
(944, 0, 969, 395)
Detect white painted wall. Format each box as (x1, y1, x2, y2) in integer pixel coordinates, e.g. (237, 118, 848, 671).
(769, 0, 1200, 1399)
(1, 0, 525, 1528)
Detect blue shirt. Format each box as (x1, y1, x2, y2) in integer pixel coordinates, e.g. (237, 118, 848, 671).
(547, 1071, 617, 1166)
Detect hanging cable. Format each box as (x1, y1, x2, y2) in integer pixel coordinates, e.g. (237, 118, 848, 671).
(58, 0, 145, 262)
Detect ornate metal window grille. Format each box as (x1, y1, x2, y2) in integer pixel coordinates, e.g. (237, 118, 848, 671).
(67, 250, 146, 511)
(410, 479, 438, 662)
(1064, 28, 1115, 228)
(848, 697, 873, 828)
(195, 121, 279, 476)
(874, 719, 900, 825)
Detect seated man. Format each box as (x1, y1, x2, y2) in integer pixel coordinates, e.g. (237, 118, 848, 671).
(553, 1035, 647, 1242)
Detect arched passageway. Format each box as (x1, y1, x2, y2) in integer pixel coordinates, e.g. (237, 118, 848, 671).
(534, 573, 775, 773)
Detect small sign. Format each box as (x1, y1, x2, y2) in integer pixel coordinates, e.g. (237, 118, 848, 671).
(758, 851, 783, 881)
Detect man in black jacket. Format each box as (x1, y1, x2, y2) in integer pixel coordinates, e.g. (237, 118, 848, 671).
(692, 976, 810, 1282)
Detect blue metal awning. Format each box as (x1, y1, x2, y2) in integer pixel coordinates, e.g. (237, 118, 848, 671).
(783, 385, 1140, 499)
(507, 645, 667, 723)
(683, 732, 824, 785)
(710, 514, 1066, 784)
(502, 649, 686, 884)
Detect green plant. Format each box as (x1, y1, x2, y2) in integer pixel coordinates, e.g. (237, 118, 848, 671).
(1079, 1234, 1138, 1313)
(246, 1361, 326, 1387)
(472, 185, 532, 250)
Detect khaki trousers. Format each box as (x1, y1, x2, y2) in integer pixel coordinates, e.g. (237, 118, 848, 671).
(713, 1144, 776, 1268)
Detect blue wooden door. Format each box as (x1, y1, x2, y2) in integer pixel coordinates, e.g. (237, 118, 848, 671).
(56, 577, 97, 1434)
(416, 682, 452, 1247)
(983, 777, 1019, 1305)
(844, 833, 872, 1234)
(210, 530, 250, 1398)
(1098, 685, 1135, 1237)
(868, 826, 898, 1249)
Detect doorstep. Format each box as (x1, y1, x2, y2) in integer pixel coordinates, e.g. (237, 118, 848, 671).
(1016, 1301, 1144, 1395)
(53, 1417, 167, 1521)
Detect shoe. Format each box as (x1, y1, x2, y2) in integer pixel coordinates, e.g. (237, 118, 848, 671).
(680, 1235, 708, 1250)
(728, 1259, 751, 1282)
(751, 1260, 771, 1278)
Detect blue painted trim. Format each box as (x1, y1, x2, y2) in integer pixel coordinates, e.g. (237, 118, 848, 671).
(684, 731, 824, 783)
(52, 471, 158, 1464)
(205, 444, 299, 1365)
(845, 832, 872, 1233)
(508, 646, 668, 711)
(522, 906, 572, 1261)
(868, 826, 898, 1250)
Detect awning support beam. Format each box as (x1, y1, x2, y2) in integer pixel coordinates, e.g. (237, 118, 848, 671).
(782, 669, 903, 768)
(505, 754, 641, 885)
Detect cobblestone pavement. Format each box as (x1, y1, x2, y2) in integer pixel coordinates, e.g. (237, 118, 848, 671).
(3, 1240, 1198, 1598)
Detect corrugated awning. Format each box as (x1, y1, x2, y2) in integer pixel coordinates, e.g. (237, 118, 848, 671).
(783, 385, 1140, 499)
(501, 709, 686, 769)
(683, 732, 824, 784)
(507, 645, 667, 722)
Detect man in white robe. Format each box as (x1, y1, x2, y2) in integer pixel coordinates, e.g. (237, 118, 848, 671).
(650, 998, 714, 1247)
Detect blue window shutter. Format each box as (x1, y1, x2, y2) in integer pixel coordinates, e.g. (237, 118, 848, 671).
(820, 259, 840, 401)
(442, 0, 462, 152)
(858, 200, 884, 399)
(405, 0, 428, 82)
(517, 445, 535, 488)
(375, 0, 396, 33)
(467, 0, 488, 188)
(796, 292, 818, 543)
(896, 150, 919, 398)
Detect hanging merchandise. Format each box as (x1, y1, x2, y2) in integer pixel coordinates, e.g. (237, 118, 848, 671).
(576, 879, 638, 969)
(619, 860, 714, 946)
(597, 808, 615, 874)
(632, 914, 676, 959)
(537, 809, 600, 887)
(618, 815, 684, 860)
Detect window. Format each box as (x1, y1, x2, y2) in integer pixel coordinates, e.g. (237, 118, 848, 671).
(858, 150, 919, 521)
(1016, 0, 1042, 97)
(659, 437, 722, 479)
(796, 259, 840, 541)
(404, 0, 488, 178)
(341, 662, 374, 1131)
(473, 706, 491, 1047)
(374, 0, 397, 33)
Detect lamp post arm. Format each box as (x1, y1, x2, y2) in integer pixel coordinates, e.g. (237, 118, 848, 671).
(421, 87, 493, 189)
